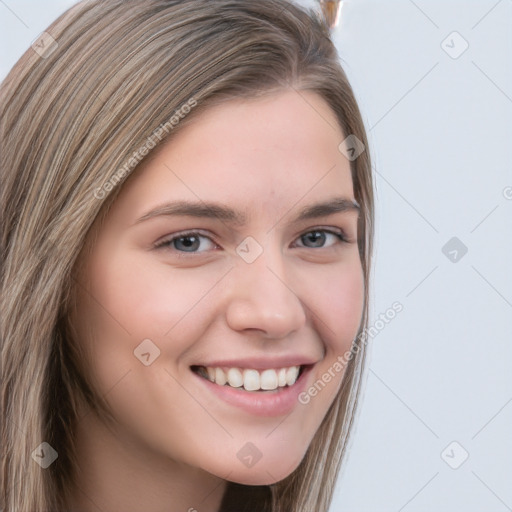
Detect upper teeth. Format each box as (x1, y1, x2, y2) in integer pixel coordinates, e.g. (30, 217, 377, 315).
(198, 366, 301, 391)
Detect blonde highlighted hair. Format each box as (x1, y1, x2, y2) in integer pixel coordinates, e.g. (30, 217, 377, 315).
(0, 1, 374, 510)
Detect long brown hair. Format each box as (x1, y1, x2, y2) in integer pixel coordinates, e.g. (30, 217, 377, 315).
(0, 1, 374, 510)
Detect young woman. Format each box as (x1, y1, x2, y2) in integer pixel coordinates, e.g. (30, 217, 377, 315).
(0, 1, 374, 510)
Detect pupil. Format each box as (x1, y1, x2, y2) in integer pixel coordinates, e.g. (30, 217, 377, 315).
(176, 235, 199, 251)
(304, 231, 325, 247)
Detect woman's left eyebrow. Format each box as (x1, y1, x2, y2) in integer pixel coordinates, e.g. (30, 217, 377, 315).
(295, 197, 360, 222)
(134, 196, 359, 226)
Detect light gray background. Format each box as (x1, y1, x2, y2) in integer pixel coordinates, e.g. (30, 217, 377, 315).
(1, 1, 511, 511)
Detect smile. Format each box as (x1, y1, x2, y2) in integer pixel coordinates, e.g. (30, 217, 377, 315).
(191, 365, 304, 392)
(190, 356, 316, 416)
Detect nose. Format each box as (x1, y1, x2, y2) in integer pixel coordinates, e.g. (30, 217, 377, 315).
(224, 246, 307, 339)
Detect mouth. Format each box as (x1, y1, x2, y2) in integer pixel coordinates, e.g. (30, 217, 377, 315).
(190, 364, 309, 393)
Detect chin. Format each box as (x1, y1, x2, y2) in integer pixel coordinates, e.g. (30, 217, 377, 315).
(225, 468, 291, 486)
(210, 450, 305, 486)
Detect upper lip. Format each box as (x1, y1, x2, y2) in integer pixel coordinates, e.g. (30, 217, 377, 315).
(192, 355, 318, 370)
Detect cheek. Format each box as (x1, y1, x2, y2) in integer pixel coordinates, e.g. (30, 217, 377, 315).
(306, 257, 365, 351)
(297, 258, 364, 416)
(73, 249, 228, 396)
(81, 249, 220, 342)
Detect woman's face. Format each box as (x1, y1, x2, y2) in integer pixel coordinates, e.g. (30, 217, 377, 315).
(74, 89, 364, 485)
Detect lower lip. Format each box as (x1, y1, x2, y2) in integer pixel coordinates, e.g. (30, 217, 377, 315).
(192, 366, 313, 417)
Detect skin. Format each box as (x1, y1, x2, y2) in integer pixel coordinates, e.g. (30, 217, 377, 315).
(68, 89, 364, 512)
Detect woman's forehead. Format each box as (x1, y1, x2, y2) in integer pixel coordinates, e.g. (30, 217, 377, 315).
(109, 90, 353, 220)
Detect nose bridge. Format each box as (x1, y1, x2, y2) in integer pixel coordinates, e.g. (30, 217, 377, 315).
(225, 237, 306, 337)
(241, 242, 286, 292)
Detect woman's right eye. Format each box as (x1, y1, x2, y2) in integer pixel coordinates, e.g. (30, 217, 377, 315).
(154, 231, 218, 254)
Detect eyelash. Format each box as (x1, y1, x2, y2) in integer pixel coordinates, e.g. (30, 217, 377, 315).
(153, 227, 350, 256)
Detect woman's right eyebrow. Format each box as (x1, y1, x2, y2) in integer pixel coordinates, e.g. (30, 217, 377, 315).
(134, 196, 359, 227)
(134, 200, 247, 226)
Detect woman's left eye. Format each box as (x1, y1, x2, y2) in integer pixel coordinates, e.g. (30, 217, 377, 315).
(293, 229, 347, 249)
(154, 228, 347, 255)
